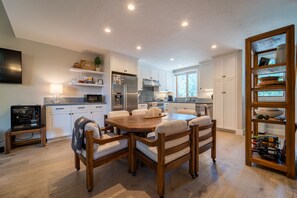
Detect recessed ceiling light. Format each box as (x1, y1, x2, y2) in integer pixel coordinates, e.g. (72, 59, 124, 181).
(170, 58, 174, 61)
(178, 65, 182, 67)
(128, 4, 135, 11)
(104, 28, 111, 33)
(136, 46, 142, 50)
(181, 21, 188, 27)
(211, 45, 217, 49)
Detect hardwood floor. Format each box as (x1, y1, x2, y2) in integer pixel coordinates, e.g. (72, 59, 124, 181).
(0, 131, 296, 198)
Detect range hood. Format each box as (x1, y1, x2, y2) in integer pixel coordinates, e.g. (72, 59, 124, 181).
(143, 79, 160, 87)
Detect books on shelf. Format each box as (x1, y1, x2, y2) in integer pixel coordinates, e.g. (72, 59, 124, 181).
(258, 57, 270, 66)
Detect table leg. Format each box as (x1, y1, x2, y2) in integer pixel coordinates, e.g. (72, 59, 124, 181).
(130, 133, 136, 175)
(5, 131, 11, 154)
(128, 133, 132, 173)
(40, 126, 46, 147)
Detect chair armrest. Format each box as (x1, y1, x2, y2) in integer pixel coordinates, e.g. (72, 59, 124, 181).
(134, 135, 157, 147)
(92, 134, 128, 145)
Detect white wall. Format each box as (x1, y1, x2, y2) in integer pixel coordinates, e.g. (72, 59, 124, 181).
(0, 3, 105, 146)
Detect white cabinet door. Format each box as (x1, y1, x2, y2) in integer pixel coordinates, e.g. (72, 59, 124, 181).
(199, 63, 213, 92)
(150, 69, 159, 80)
(125, 59, 138, 75)
(166, 72, 174, 92)
(213, 58, 224, 79)
(141, 67, 151, 79)
(46, 106, 72, 139)
(158, 70, 166, 91)
(110, 55, 125, 73)
(223, 77, 236, 130)
(224, 54, 236, 78)
(71, 105, 91, 130)
(89, 105, 106, 127)
(213, 79, 224, 128)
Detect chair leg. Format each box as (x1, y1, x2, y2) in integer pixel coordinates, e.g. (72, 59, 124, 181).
(195, 152, 199, 177)
(189, 158, 196, 179)
(86, 164, 93, 192)
(211, 145, 216, 163)
(157, 167, 165, 197)
(74, 153, 80, 171)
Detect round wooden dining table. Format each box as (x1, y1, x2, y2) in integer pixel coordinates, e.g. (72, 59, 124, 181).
(104, 112, 197, 172)
(104, 113, 197, 133)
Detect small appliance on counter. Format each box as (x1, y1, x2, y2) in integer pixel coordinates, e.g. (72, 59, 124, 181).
(84, 94, 103, 103)
(167, 91, 174, 101)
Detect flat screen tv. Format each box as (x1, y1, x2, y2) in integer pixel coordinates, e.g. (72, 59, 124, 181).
(0, 47, 22, 84)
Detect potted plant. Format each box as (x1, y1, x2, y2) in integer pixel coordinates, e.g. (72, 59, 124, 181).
(94, 56, 103, 72)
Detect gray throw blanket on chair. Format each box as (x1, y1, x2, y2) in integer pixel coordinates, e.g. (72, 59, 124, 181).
(71, 117, 95, 154)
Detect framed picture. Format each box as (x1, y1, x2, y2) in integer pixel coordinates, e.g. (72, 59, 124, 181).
(97, 79, 103, 85)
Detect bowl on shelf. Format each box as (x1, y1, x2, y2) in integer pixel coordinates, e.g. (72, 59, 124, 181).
(254, 108, 284, 118)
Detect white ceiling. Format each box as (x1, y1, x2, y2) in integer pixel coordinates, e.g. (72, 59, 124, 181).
(2, 0, 297, 70)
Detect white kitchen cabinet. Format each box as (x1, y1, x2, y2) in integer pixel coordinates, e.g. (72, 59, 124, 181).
(199, 62, 213, 92)
(46, 106, 72, 139)
(213, 77, 236, 130)
(110, 55, 138, 75)
(89, 104, 106, 127)
(150, 69, 159, 80)
(138, 103, 148, 109)
(214, 54, 236, 79)
(166, 72, 174, 92)
(46, 104, 106, 139)
(158, 70, 166, 91)
(212, 51, 242, 133)
(138, 66, 151, 90)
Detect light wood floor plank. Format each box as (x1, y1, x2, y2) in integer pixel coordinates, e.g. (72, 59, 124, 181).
(0, 131, 296, 197)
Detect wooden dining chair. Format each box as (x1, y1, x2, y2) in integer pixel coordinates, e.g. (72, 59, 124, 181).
(131, 109, 148, 115)
(189, 116, 216, 177)
(177, 109, 197, 116)
(130, 120, 197, 197)
(73, 118, 128, 191)
(105, 110, 130, 134)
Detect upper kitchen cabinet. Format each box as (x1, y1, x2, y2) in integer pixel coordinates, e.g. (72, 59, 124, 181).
(199, 61, 213, 92)
(138, 65, 174, 91)
(213, 53, 237, 79)
(110, 54, 138, 75)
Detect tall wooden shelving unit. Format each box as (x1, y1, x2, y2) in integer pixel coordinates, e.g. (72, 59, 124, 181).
(245, 25, 296, 178)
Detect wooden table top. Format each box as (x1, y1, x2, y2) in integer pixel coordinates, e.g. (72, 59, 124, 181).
(105, 113, 196, 133)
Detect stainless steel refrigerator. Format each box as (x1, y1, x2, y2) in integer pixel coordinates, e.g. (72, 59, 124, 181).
(111, 73, 138, 112)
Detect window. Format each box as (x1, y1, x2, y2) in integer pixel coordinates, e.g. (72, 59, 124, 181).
(176, 71, 197, 97)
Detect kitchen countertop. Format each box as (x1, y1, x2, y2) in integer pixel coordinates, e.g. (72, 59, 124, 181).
(44, 102, 106, 106)
(138, 101, 212, 104)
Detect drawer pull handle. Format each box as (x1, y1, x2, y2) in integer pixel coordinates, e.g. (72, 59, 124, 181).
(78, 107, 85, 109)
(96, 106, 102, 108)
(55, 108, 64, 110)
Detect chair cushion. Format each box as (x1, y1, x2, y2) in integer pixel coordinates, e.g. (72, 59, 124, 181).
(199, 137, 213, 147)
(136, 140, 190, 164)
(108, 110, 130, 118)
(189, 116, 211, 126)
(155, 120, 189, 149)
(82, 132, 128, 160)
(132, 109, 148, 115)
